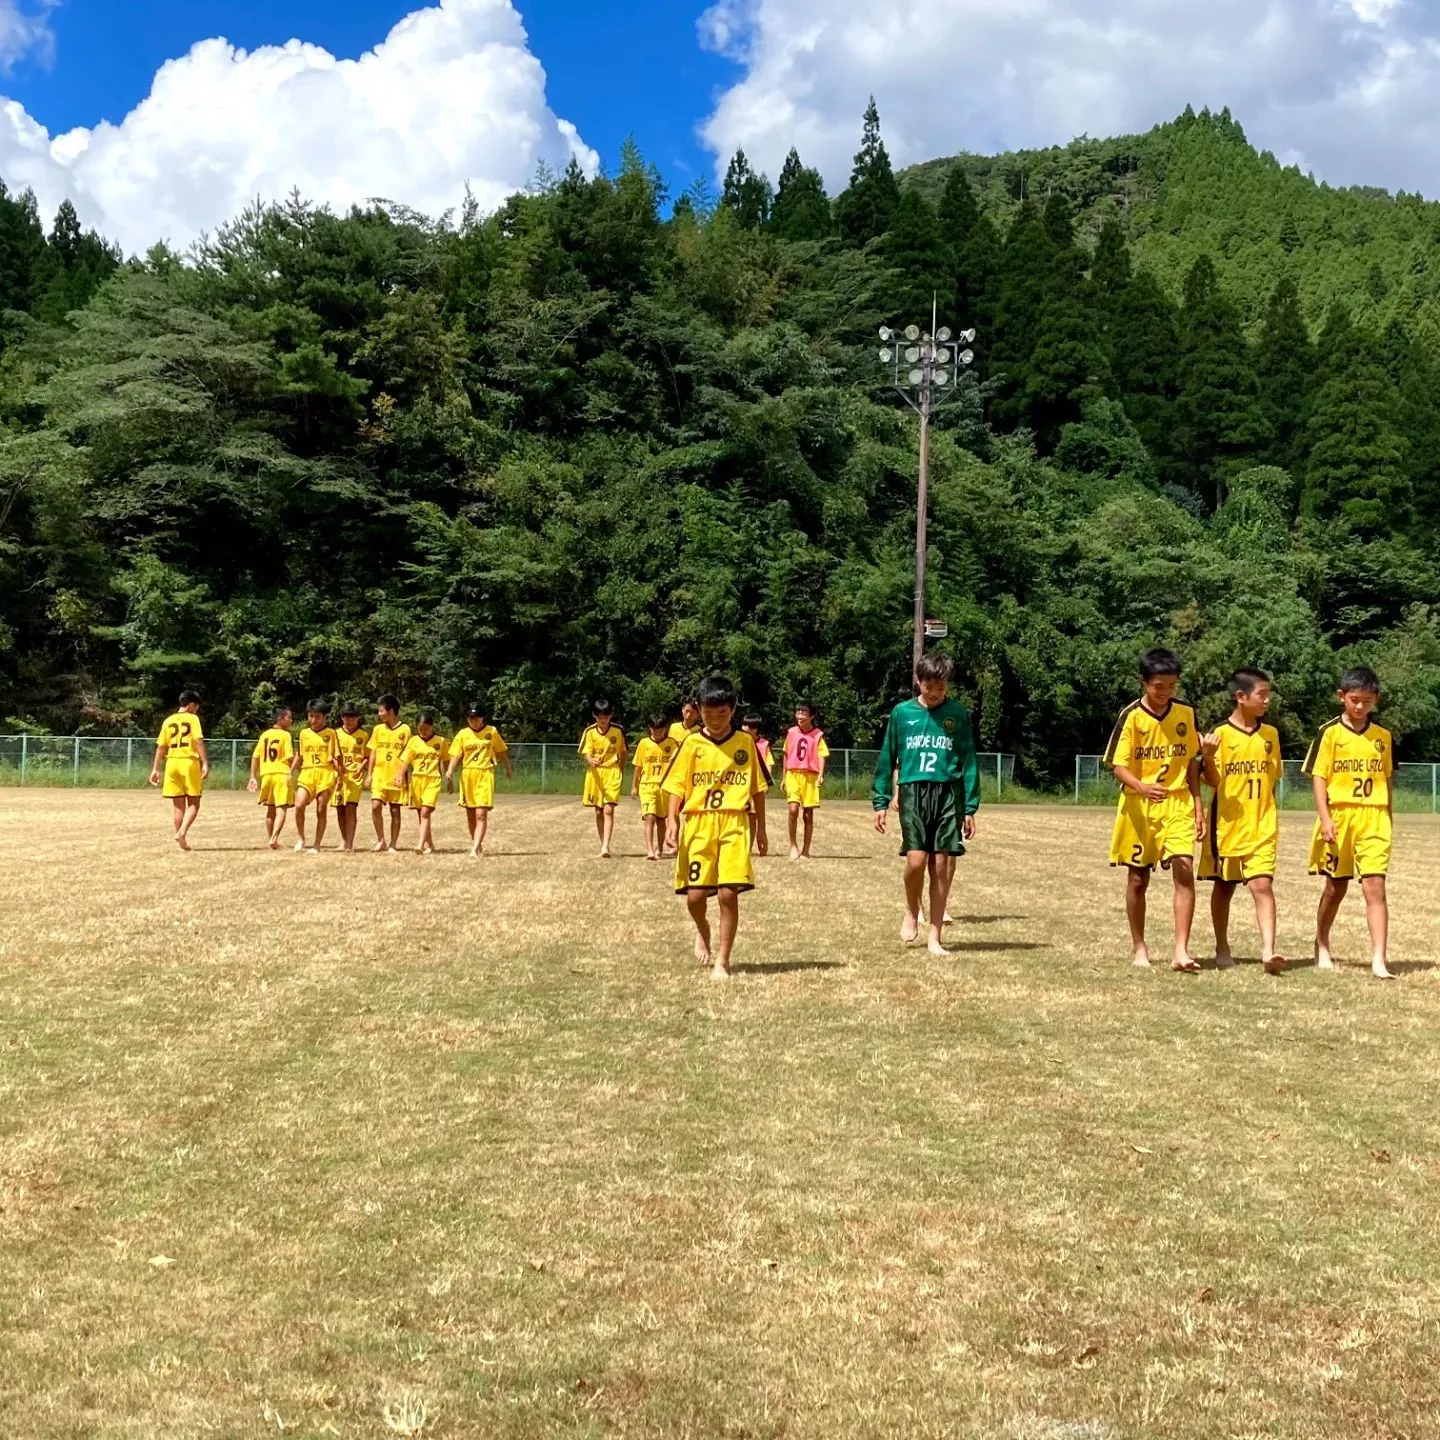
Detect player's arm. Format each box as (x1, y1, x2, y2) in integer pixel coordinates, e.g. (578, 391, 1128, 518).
(630, 754, 642, 797)
(957, 713, 981, 836)
(149, 737, 168, 786)
(816, 738, 828, 784)
(871, 715, 898, 826)
(752, 789, 768, 855)
(1199, 731, 1221, 789)
(1188, 756, 1207, 844)
(1303, 731, 1337, 843)
(664, 790, 684, 851)
(445, 748, 461, 784)
(394, 739, 414, 790)
(197, 735, 209, 778)
(247, 743, 261, 793)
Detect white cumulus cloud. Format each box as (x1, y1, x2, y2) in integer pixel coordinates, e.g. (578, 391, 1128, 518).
(0, 0, 596, 255)
(700, 0, 1440, 199)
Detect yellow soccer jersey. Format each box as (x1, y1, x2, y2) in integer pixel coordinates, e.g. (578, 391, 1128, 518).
(1209, 721, 1281, 857)
(1303, 718, 1393, 808)
(297, 726, 339, 773)
(335, 726, 369, 779)
(668, 721, 700, 747)
(579, 723, 627, 771)
(157, 711, 203, 759)
(1103, 699, 1199, 794)
(400, 732, 449, 780)
(367, 722, 412, 787)
(253, 727, 294, 778)
(633, 735, 678, 784)
(662, 728, 771, 815)
(452, 725, 508, 771)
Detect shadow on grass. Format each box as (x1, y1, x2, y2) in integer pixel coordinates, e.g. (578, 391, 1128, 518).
(951, 914, 1029, 925)
(946, 941, 1048, 953)
(733, 961, 846, 975)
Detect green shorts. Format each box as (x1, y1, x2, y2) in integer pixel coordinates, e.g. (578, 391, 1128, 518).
(897, 780, 969, 857)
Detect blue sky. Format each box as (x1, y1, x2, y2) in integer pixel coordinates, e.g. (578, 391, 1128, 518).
(3, 0, 732, 189)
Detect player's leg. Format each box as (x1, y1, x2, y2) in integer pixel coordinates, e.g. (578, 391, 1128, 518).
(1360, 875, 1392, 979)
(901, 851, 928, 944)
(1315, 876, 1347, 969)
(418, 806, 434, 854)
(685, 888, 712, 967)
(1125, 866, 1151, 966)
(294, 789, 311, 851)
(926, 853, 957, 957)
(600, 802, 615, 858)
(312, 793, 329, 851)
(178, 795, 201, 848)
(800, 806, 815, 859)
(787, 802, 801, 860)
(371, 798, 388, 851)
(477, 805, 491, 853)
(170, 795, 187, 840)
(642, 813, 655, 860)
(1211, 879, 1236, 968)
(1169, 857, 1198, 971)
(388, 803, 402, 851)
(1246, 876, 1282, 972)
(713, 887, 740, 978)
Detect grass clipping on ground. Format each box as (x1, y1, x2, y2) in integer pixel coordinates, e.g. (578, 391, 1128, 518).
(2, 793, 1439, 1439)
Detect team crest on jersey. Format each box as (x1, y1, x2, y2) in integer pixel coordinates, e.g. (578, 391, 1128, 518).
(944, 718, 955, 731)
(1373, 738, 1385, 753)
(1265, 740, 1273, 754)
(735, 748, 749, 764)
(1177, 723, 1188, 737)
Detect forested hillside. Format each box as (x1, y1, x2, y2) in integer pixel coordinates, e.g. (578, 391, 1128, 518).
(3, 105, 1440, 781)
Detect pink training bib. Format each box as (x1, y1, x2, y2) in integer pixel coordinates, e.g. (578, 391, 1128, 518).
(784, 725, 824, 773)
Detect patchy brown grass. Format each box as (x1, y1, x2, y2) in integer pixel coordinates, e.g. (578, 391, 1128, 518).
(2, 792, 1440, 1438)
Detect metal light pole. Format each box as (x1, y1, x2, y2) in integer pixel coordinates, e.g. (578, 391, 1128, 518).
(879, 304, 976, 672)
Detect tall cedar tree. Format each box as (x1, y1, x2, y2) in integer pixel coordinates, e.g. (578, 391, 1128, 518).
(1252, 276, 1315, 483)
(835, 98, 900, 246)
(988, 199, 1063, 428)
(884, 187, 953, 324)
(769, 149, 830, 241)
(937, 164, 997, 350)
(721, 150, 772, 230)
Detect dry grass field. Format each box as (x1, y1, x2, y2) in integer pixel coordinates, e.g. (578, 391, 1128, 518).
(4, 791, 1440, 1439)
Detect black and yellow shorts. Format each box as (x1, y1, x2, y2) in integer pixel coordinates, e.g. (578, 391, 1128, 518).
(896, 780, 968, 857)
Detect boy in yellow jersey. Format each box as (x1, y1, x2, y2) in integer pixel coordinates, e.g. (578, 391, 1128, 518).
(365, 694, 411, 853)
(446, 701, 513, 857)
(663, 674, 770, 979)
(148, 688, 209, 850)
(395, 710, 450, 855)
(247, 706, 296, 850)
(1199, 669, 1285, 974)
(291, 699, 340, 854)
(579, 698, 628, 859)
(332, 704, 369, 853)
(631, 714, 678, 861)
(1304, 666, 1395, 980)
(1104, 649, 1207, 972)
(668, 697, 701, 747)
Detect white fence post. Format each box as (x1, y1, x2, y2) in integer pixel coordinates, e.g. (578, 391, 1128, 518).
(540, 743, 548, 794)
(1074, 755, 1081, 805)
(73, 735, 80, 787)
(20, 733, 27, 786)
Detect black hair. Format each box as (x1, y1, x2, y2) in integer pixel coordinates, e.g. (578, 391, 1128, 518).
(1139, 648, 1183, 681)
(339, 703, 360, 719)
(697, 674, 738, 708)
(306, 698, 329, 716)
(273, 705, 293, 721)
(682, 695, 700, 710)
(466, 701, 487, 718)
(742, 714, 765, 729)
(378, 693, 401, 714)
(794, 699, 815, 717)
(592, 697, 614, 716)
(647, 712, 668, 730)
(178, 688, 201, 706)
(1339, 666, 1382, 695)
(417, 709, 438, 728)
(915, 653, 955, 683)
(1228, 668, 1271, 699)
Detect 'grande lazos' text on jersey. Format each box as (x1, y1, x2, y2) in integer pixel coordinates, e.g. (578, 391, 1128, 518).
(904, 734, 954, 752)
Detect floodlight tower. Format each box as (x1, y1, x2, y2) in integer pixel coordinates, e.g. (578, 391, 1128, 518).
(878, 302, 977, 673)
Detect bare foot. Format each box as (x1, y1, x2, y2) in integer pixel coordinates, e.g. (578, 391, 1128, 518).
(900, 914, 920, 944)
(386, 845, 398, 854)
(598, 847, 611, 860)
(798, 852, 812, 862)
(1214, 951, 1235, 971)
(1263, 954, 1287, 975)
(1132, 948, 1153, 969)
(305, 847, 318, 855)
(174, 834, 191, 852)
(788, 847, 800, 861)
(927, 936, 951, 958)
(1316, 946, 1336, 971)
(371, 841, 387, 853)
(294, 840, 305, 853)
(1172, 956, 1201, 974)
(942, 912, 955, 925)
(1372, 958, 1396, 980)
(468, 848, 481, 859)
(268, 839, 280, 851)
(711, 962, 731, 981)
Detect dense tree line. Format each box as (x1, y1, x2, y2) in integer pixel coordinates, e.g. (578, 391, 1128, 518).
(3, 105, 1440, 782)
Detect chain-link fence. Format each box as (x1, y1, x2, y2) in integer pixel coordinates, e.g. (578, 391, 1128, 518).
(1074, 755, 1440, 811)
(0, 736, 1016, 803)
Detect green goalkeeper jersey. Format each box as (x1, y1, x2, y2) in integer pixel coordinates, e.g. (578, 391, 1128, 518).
(871, 696, 981, 813)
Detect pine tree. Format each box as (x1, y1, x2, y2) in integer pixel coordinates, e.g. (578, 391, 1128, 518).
(0, 183, 47, 313)
(834, 97, 900, 246)
(721, 149, 772, 230)
(768, 149, 830, 241)
(884, 188, 952, 323)
(937, 164, 979, 239)
(1253, 276, 1314, 479)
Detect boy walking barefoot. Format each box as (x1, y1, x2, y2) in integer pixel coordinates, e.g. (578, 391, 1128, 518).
(332, 705, 369, 853)
(1104, 649, 1207, 972)
(1305, 667, 1395, 980)
(579, 699, 628, 859)
(395, 711, 449, 856)
(871, 655, 980, 958)
(365, 695, 411, 853)
(446, 702, 513, 857)
(663, 675, 769, 979)
(741, 714, 772, 853)
(1199, 670, 1285, 974)
(781, 702, 828, 860)
(149, 689, 209, 850)
(664, 697, 700, 856)
(292, 699, 340, 854)
(248, 706, 296, 850)
(631, 715, 677, 862)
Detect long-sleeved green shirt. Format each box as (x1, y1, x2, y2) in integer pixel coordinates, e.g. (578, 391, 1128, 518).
(871, 696, 981, 814)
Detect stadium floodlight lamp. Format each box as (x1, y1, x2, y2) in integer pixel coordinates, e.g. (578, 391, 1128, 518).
(936, 327, 952, 342)
(934, 370, 950, 387)
(904, 345, 920, 363)
(904, 324, 921, 341)
(959, 328, 977, 344)
(879, 347, 894, 363)
(908, 367, 925, 385)
(879, 326, 892, 341)
(935, 347, 951, 364)
(958, 349, 975, 366)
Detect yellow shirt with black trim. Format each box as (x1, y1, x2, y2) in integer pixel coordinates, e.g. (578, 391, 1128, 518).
(297, 725, 339, 775)
(1303, 717, 1393, 808)
(1209, 721, 1281, 856)
(633, 735, 678, 785)
(1103, 700, 1199, 793)
(367, 722, 412, 789)
(668, 721, 700, 747)
(452, 725, 508, 771)
(158, 711, 204, 759)
(335, 725, 369, 779)
(662, 728, 771, 814)
(253, 727, 294, 777)
(579, 723, 627, 770)
(400, 732, 449, 779)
